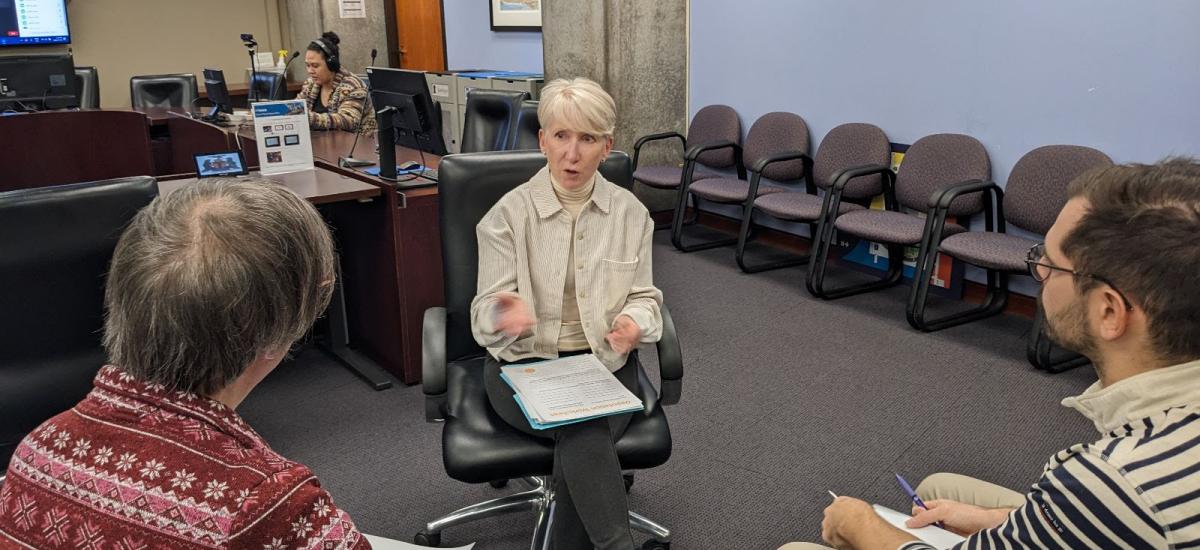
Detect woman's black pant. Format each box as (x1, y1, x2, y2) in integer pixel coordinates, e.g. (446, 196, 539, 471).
(485, 350, 640, 550)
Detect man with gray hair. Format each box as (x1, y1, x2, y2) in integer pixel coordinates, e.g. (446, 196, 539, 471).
(0, 179, 371, 549)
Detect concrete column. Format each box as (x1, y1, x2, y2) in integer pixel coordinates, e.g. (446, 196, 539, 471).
(284, 0, 389, 75)
(542, 0, 687, 211)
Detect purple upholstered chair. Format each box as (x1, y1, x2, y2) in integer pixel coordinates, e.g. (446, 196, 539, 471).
(806, 133, 991, 302)
(905, 145, 1111, 370)
(735, 122, 891, 273)
(632, 104, 741, 229)
(670, 111, 809, 252)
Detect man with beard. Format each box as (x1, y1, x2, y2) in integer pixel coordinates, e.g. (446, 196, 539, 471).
(781, 158, 1200, 549)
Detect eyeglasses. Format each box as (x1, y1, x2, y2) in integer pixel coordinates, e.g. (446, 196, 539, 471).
(1026, 244, 1133, 310)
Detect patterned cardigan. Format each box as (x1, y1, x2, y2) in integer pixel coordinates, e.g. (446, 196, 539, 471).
(0, 366, 370, 549)
(299, 69, 377, 134)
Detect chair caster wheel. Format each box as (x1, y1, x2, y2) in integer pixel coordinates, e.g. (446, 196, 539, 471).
(488, 479, 508, 489)
(414, 531, 440, 546)
(641, 541, 669, 550)
(623, 473, 634, 493)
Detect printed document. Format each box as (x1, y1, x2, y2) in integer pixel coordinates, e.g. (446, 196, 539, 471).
(872, 505, 966, 549)
(500, 354, 643, 430)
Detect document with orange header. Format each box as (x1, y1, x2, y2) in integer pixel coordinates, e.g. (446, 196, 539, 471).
(500, 354, 643, 430)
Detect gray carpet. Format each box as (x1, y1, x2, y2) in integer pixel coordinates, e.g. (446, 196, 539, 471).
(239, 232, 1098, 549)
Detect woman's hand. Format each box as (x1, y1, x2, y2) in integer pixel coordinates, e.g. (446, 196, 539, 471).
(494, 294, 535, 337)
(605, 314, 641, 354)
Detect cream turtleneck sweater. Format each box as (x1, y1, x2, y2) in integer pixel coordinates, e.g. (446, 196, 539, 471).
(552, 174, 595, 351)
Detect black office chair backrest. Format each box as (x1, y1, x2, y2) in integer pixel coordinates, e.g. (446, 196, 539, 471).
(129, 73, 198, 109)
(74, 66, 100, 109)
(0, 176, 158, 468)
(250, 72, 287, 101)
(506, 100, 541, 151)
(438, 150, 633, 361)
(460, 89, 528, 154)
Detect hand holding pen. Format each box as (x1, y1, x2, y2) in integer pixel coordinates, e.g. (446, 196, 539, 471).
(895, 473, 945, 529)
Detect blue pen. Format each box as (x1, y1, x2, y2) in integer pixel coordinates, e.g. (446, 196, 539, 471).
(896, 473, 944, 529)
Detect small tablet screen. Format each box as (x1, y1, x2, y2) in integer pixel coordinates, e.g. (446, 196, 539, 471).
(194, 151, 248, 178)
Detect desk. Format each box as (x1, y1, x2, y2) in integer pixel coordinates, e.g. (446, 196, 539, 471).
(159, 168, 398, 388)
(230, 125, 444, 386)
(5, 110, 442, 385)
(199, 81, 304, 109)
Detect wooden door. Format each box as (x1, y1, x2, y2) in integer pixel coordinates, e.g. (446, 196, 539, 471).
(395, 0, 446, 72)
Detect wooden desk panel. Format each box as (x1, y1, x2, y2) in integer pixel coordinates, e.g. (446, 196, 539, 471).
(0, 111, 155, 191)
(157, 168, 381, 204)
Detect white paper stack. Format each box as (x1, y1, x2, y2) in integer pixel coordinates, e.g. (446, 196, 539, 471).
(500, 354, 643, 430)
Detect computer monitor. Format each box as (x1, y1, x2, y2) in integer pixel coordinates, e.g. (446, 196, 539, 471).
(0, 0, 71, 47)
(0, 53, 77, 110)
(202, 68, 234, 120)
(367, 67, 447, 160)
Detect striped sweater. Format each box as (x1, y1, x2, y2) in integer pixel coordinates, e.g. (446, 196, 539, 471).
(902, 359, 1200, 550)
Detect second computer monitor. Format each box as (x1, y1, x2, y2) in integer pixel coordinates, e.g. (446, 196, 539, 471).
(366, 67, 447, 156)
(202, 68, 234, 118)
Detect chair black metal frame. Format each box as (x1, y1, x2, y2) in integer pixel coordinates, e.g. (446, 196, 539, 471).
(905, 179, 1004, 331)
(1027, 309, 1091, 373)
(632, 131, 688, 231)
(733, 151, 816, 272)
(418, 150, 683, 550)
(805, 164, 905, 299)
(460, 89, 529, 153)
(129, 73, 198, 110)
(505, 99, 541, 151)
(668, 140, 748, 252)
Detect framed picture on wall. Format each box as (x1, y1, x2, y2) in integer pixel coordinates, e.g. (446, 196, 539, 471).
(490, 0, 541, 32)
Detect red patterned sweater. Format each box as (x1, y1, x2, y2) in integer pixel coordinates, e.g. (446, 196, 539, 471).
(0, 366, 370, 549)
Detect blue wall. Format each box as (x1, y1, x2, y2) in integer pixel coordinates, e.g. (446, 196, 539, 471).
(689, 0, 1200, 292)
(443, 1, 543, 73)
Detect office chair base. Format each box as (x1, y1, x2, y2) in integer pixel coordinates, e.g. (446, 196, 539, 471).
(417, 476, 671, 549)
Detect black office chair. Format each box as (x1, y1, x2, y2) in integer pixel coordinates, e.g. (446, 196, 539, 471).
(506, 100, 541, 151)
(418, 150, 683, 549)
(74, 66, 100, 109)
(250, 72, 287, 101)
(0, 176, 159, 474)
(460, 89, 528, 153)
(129, 73, 198, 109)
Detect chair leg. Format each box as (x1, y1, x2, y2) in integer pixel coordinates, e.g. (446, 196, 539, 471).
(419, 485, 548, 539)
(630, 510, 672, 543)
(418, 475, 675, 549)
(906, 258, 1010, 332)
(1027, 309, 1090, 373)
(807, 237, 906, 300)
(735, 209, 811, 273)
(672, 193, 740, 253)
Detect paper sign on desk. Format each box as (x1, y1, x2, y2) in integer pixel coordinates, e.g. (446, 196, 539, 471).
(252, 100, 314, 176)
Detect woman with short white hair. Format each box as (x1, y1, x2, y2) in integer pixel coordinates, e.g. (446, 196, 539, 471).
(471, 77, 664, 550)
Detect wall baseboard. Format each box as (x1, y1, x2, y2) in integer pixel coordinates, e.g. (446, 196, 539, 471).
(652, 208, 1037, 320)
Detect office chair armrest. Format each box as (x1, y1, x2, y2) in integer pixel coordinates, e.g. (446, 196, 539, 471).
(928, 179, 1001, 210)
(684, 140, 741, 162)
(655, 304, 683, 406)
(422, 306, 448, 422)
(633, 131, 686, 153)
(828, 163, 893, 193)
(927, 178, 1005, 235)
(749, 150, 812, 175)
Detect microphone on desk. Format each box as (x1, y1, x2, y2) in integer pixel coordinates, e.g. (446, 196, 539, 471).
(338, 49, 382, 168)
(272, 51, 301, 100)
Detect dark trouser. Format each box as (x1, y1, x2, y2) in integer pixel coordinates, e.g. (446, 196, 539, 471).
(485, 351, 641, 550)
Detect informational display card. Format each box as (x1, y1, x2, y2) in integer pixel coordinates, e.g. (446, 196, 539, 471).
(252, 100, 314, 176)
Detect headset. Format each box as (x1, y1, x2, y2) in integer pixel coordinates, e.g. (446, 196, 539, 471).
(310, 38, 340, 73)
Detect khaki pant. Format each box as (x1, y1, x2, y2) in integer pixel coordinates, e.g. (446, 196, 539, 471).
(777, 473, 1026, 550)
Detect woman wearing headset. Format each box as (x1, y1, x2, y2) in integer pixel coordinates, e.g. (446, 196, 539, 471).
(299, 31, 376, 133)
